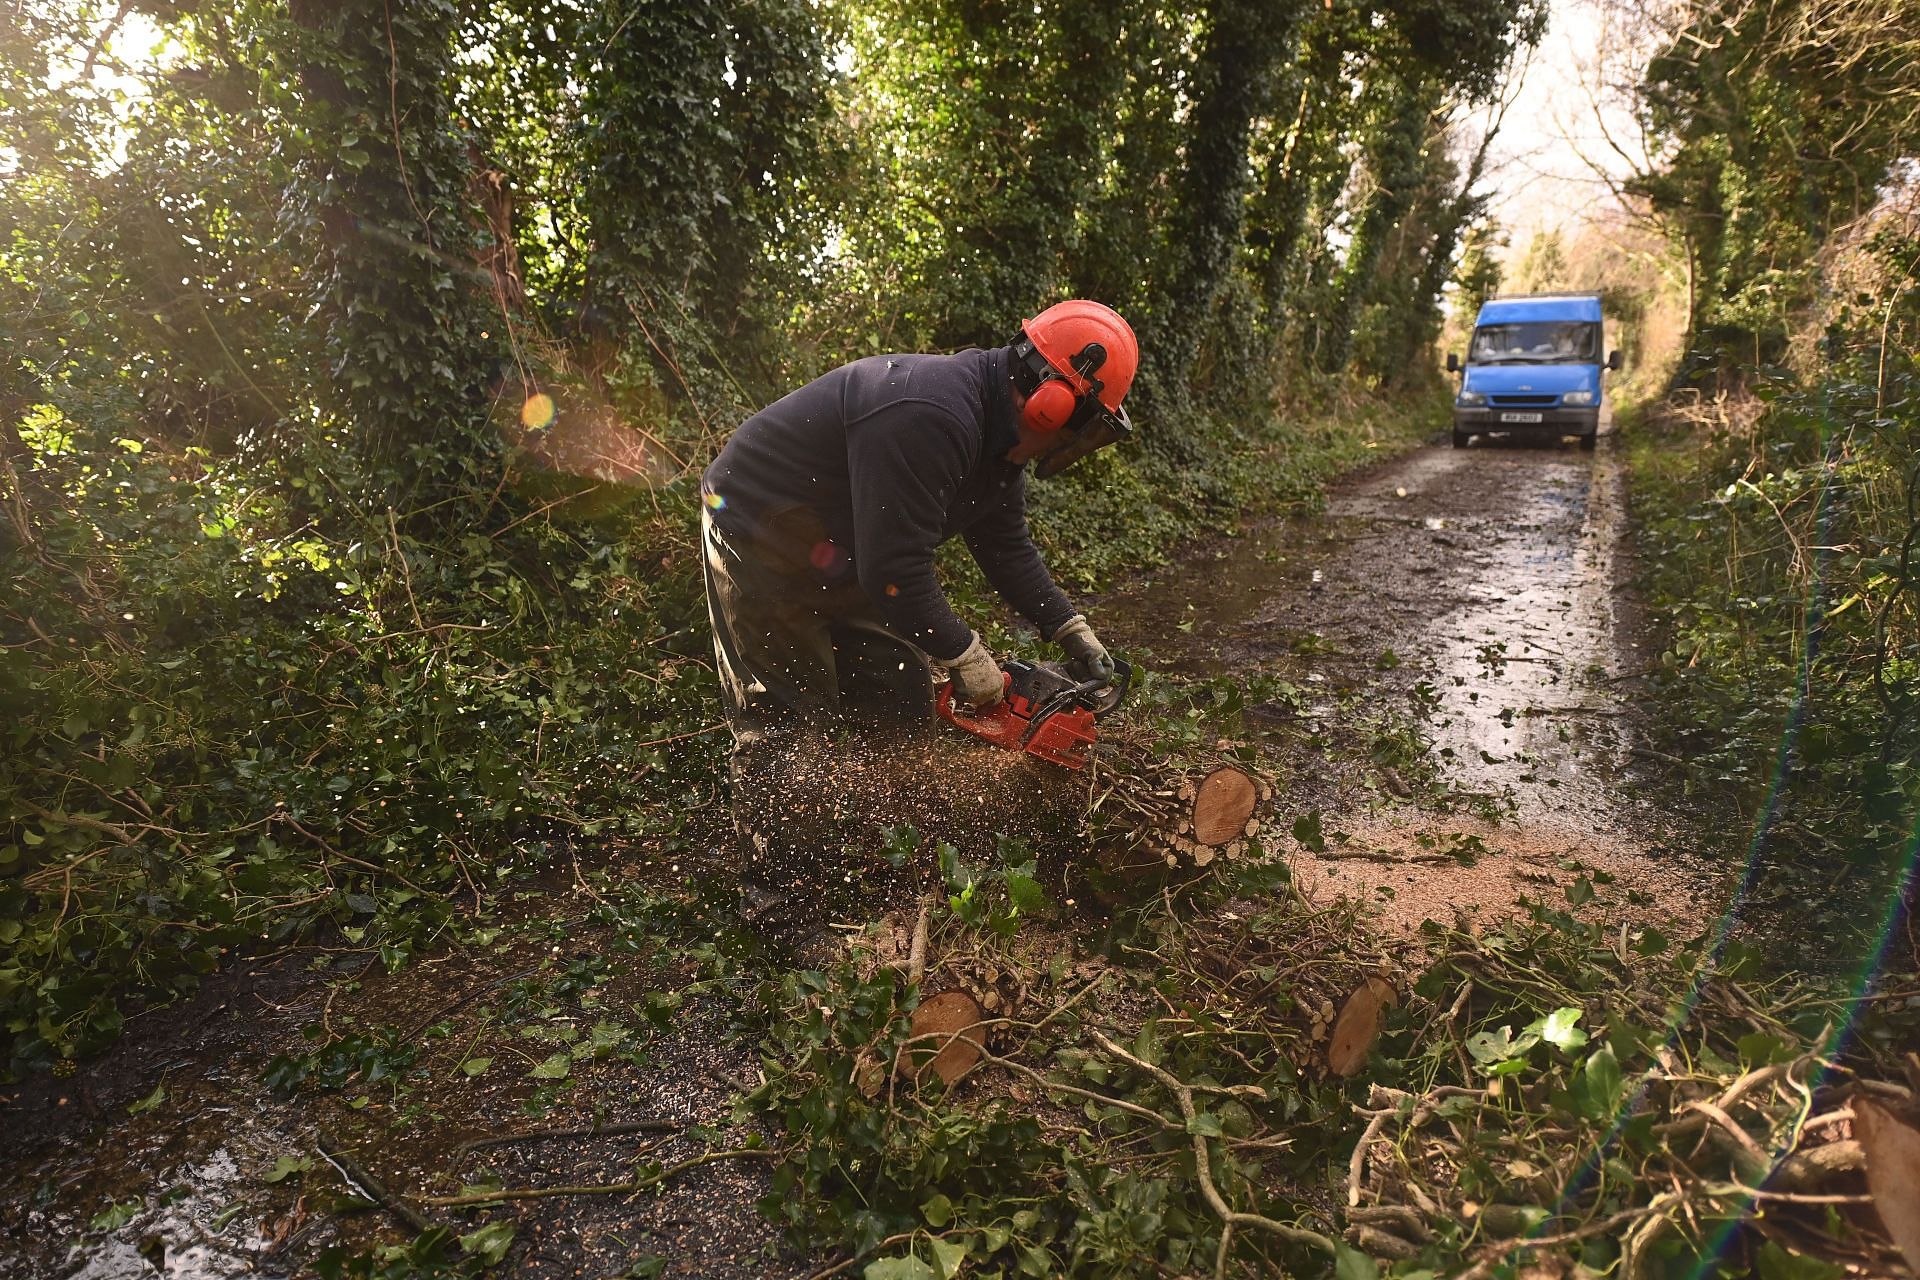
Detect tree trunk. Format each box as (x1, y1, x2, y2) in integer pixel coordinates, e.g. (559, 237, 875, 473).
(1136, 0, 1306, 461)
(288, 0, 497, 509)
(1317, 78, 1438, 374)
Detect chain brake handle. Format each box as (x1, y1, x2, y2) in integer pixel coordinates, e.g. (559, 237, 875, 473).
(1041, 657, 1131, 721)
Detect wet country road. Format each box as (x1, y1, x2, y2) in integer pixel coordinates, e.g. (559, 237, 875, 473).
(1102, 435, 1711, 936)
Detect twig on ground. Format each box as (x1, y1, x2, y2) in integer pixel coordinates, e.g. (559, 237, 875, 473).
(318, 1129, 437, 1233)
(421, 1147, 781, 1207)
(452, 1118, 682, 1162)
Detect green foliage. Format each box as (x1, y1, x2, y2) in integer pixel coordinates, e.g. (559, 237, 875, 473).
(1, 0, 1525, 1075)
(1635, 0, 1920, 361)
(262, 1025, 420, 1096)
(314, 1225, 481, 1280)
(1629, 351, 1920, 961)
(750, 955, 1333, 1276)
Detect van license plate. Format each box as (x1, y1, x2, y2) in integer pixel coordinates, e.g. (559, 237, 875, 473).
(1499, 412, 1543, 423)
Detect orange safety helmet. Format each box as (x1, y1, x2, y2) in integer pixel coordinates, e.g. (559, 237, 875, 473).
(1011, 300, 1138, 478)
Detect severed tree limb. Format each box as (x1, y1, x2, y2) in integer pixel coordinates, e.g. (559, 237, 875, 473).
(1348, 1107, 1394, 1207)
(906, 894, 932, 987)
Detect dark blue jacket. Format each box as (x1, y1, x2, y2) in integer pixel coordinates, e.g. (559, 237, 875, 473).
(702, 346, 1075, 659)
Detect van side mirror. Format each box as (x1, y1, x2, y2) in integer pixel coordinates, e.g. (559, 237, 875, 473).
(1608, 349, 1623, 372)
(1445, 353, 1459, 373)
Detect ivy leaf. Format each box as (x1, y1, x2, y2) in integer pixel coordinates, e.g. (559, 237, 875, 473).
(127, 1081, 167, 1115)
(1574, 1046, 1623, 1120)
(1291, 811, 1327, 853)
(929, 1237, 968, 1279)
(1466, 1026, 1518, 1064)
(588, 1020, 629, 1053)
(921, 1192, 953, 1227)
(1004, 864, 1048, 917)
(528, 1052, 571, 1080)
(864, 1257, 937, 1280)
(1186, 1110, 1224, 1137)
(461, 1057, 491, 1077)
(1334, 1244, 1381, 1280)
(262, 1154, 314, 1184)
(1132, 1020, 1163, 1067)
(1533, 1007, 1588, 1052)
(460, 1219, 516, 1265)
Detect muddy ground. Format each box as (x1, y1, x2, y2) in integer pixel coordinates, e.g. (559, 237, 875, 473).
(1, 432, 1723, 1279)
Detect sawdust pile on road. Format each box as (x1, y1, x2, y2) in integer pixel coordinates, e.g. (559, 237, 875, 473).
(1296, 812, 1708, 943)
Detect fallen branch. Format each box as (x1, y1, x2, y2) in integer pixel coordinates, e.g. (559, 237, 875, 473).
(422, 1147, 781, 1207)
(1088, 1029, 1337, 1272)
(1458, 1198, 1681, 1280)
(318, 1128, 437, 1234)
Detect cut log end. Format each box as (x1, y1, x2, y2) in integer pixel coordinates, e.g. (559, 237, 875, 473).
(898, 990, 987, 1088)
(1193, 767, 1259, 846)
(1326, 977, 1398, 1077)
(1857, 1096, 1920, 1274)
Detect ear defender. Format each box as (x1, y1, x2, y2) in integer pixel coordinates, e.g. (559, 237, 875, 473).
(1022, 378, 1079, 432)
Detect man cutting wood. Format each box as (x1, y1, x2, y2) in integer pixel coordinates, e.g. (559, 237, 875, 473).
(699, 300, 1139, 951)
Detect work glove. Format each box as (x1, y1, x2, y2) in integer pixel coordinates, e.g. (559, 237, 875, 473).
(1053, 615, 1115, 684)
(941, 632, 1006, 711)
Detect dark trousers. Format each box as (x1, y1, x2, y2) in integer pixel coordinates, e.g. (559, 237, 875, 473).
(702, 510, 935, 931)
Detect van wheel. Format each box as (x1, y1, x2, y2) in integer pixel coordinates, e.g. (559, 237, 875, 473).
(1578, 433, 1597, 452)
(1452, 429, 1470, 448)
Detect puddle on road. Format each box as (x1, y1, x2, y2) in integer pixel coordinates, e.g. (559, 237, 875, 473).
(6, 1071, 321, 1280)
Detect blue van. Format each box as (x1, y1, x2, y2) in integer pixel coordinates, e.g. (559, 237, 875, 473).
(1445, 293, 1622, 451)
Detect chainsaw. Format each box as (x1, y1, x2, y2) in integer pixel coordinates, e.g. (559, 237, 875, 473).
(936, 658, 1133, 771)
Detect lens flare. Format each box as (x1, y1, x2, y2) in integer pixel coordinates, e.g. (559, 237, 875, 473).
(705, 491, 727, 510)
(520, 393, 556, 429)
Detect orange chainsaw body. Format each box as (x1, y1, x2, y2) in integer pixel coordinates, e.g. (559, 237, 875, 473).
(935, 659, 1129, 771)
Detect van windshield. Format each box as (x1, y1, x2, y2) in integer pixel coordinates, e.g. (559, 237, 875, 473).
(1469, 321, 1600, 364)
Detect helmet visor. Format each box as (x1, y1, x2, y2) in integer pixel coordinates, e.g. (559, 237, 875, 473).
(1034, 403, 1130, 479)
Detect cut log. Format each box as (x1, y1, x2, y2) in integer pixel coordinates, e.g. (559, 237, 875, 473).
(1193, 767, 1259, 845)
(1856, 1097, 1920, 1273)
(898, 991, 987, 1088)
(1326, 977, 1398, 1077)
(1084, 758, 1275, 901)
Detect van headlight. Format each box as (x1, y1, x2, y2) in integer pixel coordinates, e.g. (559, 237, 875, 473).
(1562, 390, 1596, 406)
(1456, 390, 1486, 407)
